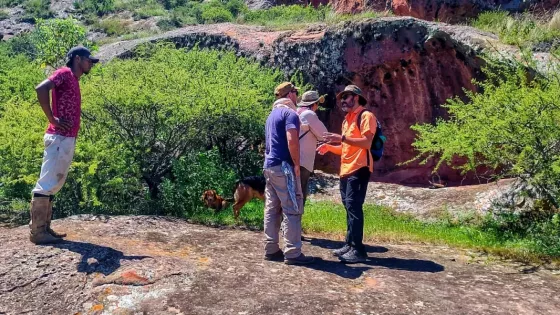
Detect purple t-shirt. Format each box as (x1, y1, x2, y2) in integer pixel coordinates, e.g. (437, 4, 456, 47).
(264, 107, 300, 168)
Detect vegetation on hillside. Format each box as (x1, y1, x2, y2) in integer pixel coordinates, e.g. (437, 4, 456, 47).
(470, 10, 560, 55)
(408, 56, 560, 259)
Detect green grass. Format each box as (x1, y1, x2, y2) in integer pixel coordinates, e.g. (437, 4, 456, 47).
(184, 200, 559, 263)
(239, 5, 384, 29)
(0, 9, 8, 20)
(470, 11, 560, 51)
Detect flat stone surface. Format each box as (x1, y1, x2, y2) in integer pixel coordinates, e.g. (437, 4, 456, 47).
(1, 215, 559, 314)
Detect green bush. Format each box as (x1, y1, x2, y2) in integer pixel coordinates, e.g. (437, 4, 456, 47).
(79, 45, 282, 200)
(239, 4, 380, 28)
(471, 11, 560, 50)
(0, 10, 9, 21)
(0, 44, 43, 108)
(200, 5, 233, 23)
(0, 0, 25, 7)
(160, 149, 237, 217)
(133, 2, 167, 19)
(20, 0, 53, 23)
(74, 0, 115, 17)
(94, 18, 132, 36)
(6, 18, 94, 68)
(156, 16, 181, 31)
(409, 56, 560, 255)
(410, 57, 560, 204)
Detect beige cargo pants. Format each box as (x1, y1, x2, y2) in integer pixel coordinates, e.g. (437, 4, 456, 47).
(263, 163, 304, 259)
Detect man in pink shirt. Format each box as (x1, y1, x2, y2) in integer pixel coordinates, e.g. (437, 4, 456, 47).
(29, 46, 98, 244)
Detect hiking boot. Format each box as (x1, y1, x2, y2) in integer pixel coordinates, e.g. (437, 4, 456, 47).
(339, 249, 367, 264)
(264, 250, 284, 262)
(332, 244, 352, 257)
(46, 200, 66, 238)
(285, 253, 315, 265)
(29, 197, 62, 245)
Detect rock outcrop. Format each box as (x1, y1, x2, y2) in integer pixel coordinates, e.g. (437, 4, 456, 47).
(391, 0, 560, 23)
(98, 18, 515, 185)
(1, 215, 560, 314)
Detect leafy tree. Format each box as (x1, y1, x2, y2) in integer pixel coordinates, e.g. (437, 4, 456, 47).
(7, 18, 95, 68)
(409, 57, 560, 207)
(80, 44, 284, 199)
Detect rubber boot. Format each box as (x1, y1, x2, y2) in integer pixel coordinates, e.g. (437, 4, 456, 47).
(29, 197, 61, 244)
(46, 200, 66, 238)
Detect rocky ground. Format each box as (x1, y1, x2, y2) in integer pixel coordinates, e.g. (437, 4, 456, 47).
(1, 215, 559, 315)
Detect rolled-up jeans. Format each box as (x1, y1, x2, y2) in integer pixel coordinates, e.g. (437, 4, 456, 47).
(263, 162, 304, 259)
(32, 134, 76, 196)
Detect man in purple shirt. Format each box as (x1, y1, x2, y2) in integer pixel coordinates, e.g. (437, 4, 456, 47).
(29, 46, 98, 245)
(263, 82, 314, 265)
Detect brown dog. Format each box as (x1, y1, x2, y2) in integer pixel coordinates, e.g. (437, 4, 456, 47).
(201, 176, 266, 219)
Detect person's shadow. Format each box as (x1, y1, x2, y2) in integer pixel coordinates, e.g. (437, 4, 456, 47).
(300, 237, 445, 279)
(48, 240, 150, 275)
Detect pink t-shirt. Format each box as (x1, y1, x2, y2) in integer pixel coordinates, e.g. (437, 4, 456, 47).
(45, 67, 81, 137)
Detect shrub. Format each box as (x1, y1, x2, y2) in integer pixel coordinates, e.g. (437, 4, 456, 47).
(0, 10, 9, 21)
(160, 149, 237, 217)
(6, 18, 94, 68)
(94, 18, 132, 36)
(78, 45, 285, 205)
(0, 0, 25, 7)
(74, 0, 115, 17)
(156, 16, 181, 31)
(550, 10, 560, 31)
(157, 0, 188, 10)
(20, 0, 53, 23)
(133, 3, 167, 20)
(200, 5, 233, 23)
(409, 56, 560, 206)
(0, 44, 43, 107)
(471, 11, 560, 49)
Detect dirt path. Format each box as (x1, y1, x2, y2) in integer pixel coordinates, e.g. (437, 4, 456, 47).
(1, 216, 559, 315)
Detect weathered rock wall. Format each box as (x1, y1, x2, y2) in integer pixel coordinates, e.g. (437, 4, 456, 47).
(97, 18, 499, 185)
(391, 0, 560, 23)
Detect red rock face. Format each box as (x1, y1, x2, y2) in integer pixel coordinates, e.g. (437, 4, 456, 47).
(308, 21, 483, 185)
(392, 0, 560, 23)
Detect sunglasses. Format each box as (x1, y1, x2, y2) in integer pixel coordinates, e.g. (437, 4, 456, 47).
(342, 94, 354, 101)
(291, 90, 299, 96)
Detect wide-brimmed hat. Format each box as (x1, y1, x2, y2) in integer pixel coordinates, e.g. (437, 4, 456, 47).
(297, 91, 325, 107)
(336, 85, 367, 105)
(274, 82, 299, 98)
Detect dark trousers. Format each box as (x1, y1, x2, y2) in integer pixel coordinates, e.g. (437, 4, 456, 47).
(340, 167, 370, 254)
(300, 166, 312, 205)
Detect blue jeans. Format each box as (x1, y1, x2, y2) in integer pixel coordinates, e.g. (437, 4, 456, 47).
(340, 167, 370, 254)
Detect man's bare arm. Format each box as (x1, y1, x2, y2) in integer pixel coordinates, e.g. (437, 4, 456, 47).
(286, 128, 301, 177)
(36, 79, 71, 130)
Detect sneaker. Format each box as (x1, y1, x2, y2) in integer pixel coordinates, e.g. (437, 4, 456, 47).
(339, 249, 367, 264)
(332, 244, 352, 257)
(284, 253, 315, 265)
(264, 250, 285, 262)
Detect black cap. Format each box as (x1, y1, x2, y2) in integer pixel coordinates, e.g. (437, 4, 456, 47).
(65, 46, 99, 67)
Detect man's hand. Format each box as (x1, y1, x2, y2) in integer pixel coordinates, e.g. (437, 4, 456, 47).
(316, 143, 330, 155)
(293, 165, 301, 178)
(323, 132, 342, 144)
(49, 117, 72, 131)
